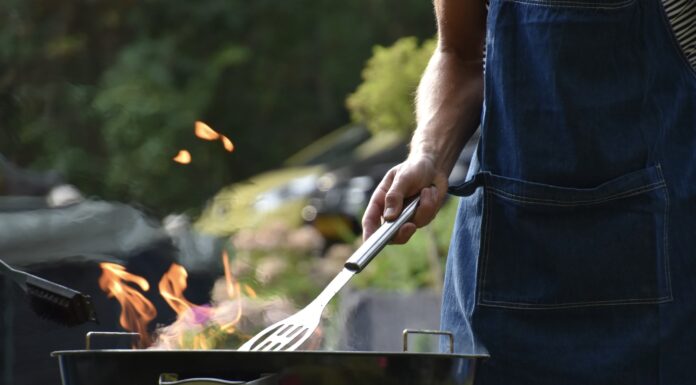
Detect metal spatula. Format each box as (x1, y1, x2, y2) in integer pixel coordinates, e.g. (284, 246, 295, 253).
(238, 197, 420, 352)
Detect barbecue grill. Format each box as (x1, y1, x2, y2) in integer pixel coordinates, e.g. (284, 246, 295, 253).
(51, 196, 486, 384)
(52, 331, 485, 385)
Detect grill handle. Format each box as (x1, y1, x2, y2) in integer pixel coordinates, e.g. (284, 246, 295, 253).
(344, 197, 420, 272)
(402, 329, 454, 354)
(158, 374, 277, 385)
(85, 331, 140, 350)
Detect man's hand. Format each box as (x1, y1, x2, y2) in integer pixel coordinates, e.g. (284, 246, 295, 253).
(361, 0, 486, 244)
(362, 155, 449, 243)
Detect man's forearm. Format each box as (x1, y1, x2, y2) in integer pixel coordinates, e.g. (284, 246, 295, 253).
(410, 48, 484, 176)
(362, 0, 487, 242)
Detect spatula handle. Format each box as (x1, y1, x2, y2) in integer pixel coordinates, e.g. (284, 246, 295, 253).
(344, 197, 420, 272)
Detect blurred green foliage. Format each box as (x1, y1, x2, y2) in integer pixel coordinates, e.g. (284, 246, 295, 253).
(347, 37, 436, 137)
(1, 0, 435, 214)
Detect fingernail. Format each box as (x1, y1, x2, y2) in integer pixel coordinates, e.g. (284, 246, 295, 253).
(422, 188, 431, 203)
(384, 207, 395, 218)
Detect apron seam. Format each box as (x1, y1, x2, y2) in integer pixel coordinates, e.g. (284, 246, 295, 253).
(657, 164, 674, 301)
(478, 296, 673, 310)
(487, 181, 666, 206)
(503, 0, 635, 10)
(476, 189, 494, 306)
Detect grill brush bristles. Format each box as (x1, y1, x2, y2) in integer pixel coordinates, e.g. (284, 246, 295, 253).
(0, 259, 98, 326)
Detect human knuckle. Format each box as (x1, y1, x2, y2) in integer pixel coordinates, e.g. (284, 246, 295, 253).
(385, 191, 404, 201)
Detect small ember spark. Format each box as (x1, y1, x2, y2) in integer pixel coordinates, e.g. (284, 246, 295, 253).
(221, 135, 235, 152)
(194, 121, 220, 141)
(173, 150, 192, 164)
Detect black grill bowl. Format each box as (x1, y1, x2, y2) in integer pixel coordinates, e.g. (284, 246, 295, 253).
(52, 350, 484, 385)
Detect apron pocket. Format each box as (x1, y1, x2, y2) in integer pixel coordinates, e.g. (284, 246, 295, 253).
(505, 0, 634, 10)
(477, 165, 671, 309)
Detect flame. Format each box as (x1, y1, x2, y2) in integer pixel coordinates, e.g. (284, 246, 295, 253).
(155, 263, 215, 349)
(158, 263, 197, 314)
(98, 263, 157, 347)
(101, 250, 263, 350)
(151, 253, 247, 348)
(243, 284, 257, 299)
(222, 250, 236, 299)
(221, 135, 235, 152)
(219, 250, 243, 332)
(194, 121, 220, 141)
(173, 150, 192, 164)
(193, 120, 234, 153)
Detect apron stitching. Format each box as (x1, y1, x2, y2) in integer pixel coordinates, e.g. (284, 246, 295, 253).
(479, 296, 673, 309)
(487, 182, 665, 206)
(657, 164, 674, 300)
(504, 0, 635, 10)
(477, 189, 494, 306)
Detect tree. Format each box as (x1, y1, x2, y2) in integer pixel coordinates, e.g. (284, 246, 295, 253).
(1, 0, 436, 214)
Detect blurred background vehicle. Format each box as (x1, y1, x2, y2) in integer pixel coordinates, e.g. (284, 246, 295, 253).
(304, 131, 479, 243)
(195, 124, 371, 235)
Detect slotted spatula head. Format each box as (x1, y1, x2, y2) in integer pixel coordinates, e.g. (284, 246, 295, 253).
(237, 303, 322, 351)
(238, 198, 420, 352)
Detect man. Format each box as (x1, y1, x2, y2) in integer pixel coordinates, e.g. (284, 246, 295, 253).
(362, 0, 696, 383)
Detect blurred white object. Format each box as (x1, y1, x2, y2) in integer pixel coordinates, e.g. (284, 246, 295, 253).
(0, 198, 168, 266)
(46, 184, 84, 207)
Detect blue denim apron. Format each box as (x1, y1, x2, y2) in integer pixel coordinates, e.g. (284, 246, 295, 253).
(441, 0, 696, 383)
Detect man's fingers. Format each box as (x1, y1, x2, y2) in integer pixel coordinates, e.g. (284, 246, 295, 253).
(383, 170, 416, 221)
(362, 189, 385, 240)
(390, 222, 417, 244)
(362, 169, 396, 240)
(363, 160, 447, 243)
(362, 199, 383, 240)
(411, 186, 439, 228)
(383, 190, 405, 221)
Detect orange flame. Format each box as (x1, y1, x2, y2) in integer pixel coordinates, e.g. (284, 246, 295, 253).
(155, 263, 215, 349)
(221, 135, 235, 152)
(219, 250, 243, 333)
(158, 263, 197, 315)
(98, 263, 157, 347)
(152, 255, 248, 348)
(193, 120, 234, 153)
(102, 251, 258, 349)
(173, 150, 192, 164)
(222, 250, 237, 299)
(194, 121, 220, 141)
(243, 284, 257, 299)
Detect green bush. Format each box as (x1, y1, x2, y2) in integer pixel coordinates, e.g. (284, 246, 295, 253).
(346, 37, 436, 137)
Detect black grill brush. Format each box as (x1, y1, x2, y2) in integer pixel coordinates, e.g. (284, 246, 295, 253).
(0, 258, 98, 326)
